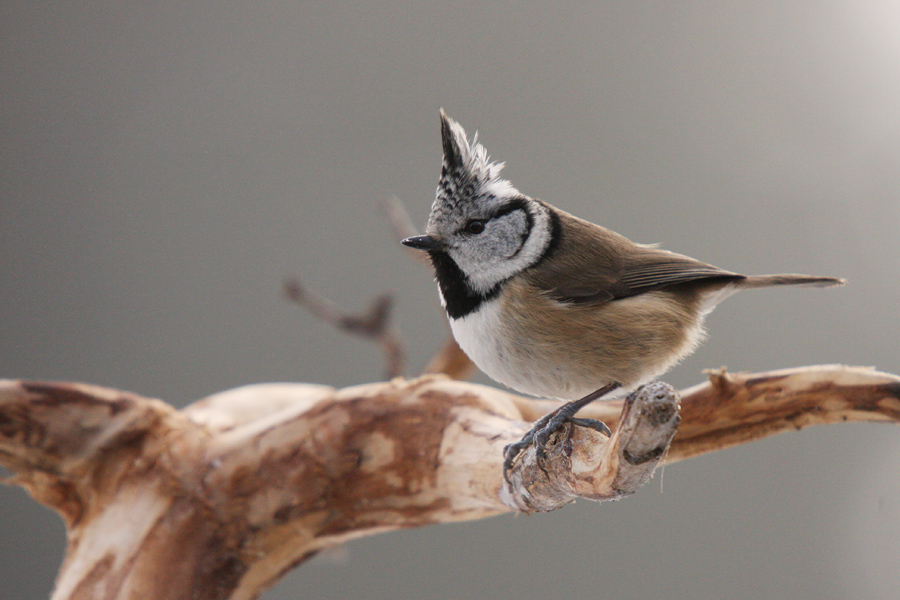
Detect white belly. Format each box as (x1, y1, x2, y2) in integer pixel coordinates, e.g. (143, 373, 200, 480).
(449, 299, 510, 383)
(448, 299, 587, 399)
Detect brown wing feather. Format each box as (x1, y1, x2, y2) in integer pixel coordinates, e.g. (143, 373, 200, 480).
(526, 204, 744, 304)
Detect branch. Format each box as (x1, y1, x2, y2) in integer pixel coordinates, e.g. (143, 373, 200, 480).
(281, 196, 476, 381)
(502, 381, 680, 512)
(1, 365, 897, 599)
(283, 278, 405, 379)
(518, 365, 900, 464)
(380, 195, 430, 266)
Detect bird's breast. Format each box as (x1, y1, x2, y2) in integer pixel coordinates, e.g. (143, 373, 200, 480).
(448, 280, 708, 400)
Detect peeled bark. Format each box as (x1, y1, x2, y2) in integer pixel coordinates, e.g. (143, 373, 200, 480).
(1, 365, 898, 600)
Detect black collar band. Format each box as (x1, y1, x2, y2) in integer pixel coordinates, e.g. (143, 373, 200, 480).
(428, 250, 501, 319)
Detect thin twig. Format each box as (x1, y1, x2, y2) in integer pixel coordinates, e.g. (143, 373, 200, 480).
(423, 338, 476, 380)
(284, 278, 404, 378)
(380, 195, 431, 265)
(282, 196, 475, 380)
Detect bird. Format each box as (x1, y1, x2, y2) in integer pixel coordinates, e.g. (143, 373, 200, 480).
(402, 110, 844, 478)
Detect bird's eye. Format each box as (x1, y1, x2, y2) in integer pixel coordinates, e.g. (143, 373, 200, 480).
(465, 219, 486, 235)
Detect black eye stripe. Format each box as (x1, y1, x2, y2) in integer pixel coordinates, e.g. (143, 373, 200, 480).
(490, 197, 528, 219)
(471, 197, 534, 257)
(457, 197, 529, 235)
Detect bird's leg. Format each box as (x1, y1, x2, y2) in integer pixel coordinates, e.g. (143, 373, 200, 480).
(503, 382, 621, 482)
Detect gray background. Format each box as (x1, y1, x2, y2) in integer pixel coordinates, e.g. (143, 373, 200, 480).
(2, 2, 899, 599)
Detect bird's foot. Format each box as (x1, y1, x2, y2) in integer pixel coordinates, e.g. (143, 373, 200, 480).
(502, 383, 620, 483)
(502, 406, 612, 483)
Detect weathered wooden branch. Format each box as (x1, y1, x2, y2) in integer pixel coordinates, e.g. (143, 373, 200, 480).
(1, 365, 898, 600)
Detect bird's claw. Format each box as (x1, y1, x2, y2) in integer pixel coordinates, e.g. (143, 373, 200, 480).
(502, 412, 611, 483)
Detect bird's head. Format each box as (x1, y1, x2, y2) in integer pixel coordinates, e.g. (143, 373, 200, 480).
(403, 111, 553, 296)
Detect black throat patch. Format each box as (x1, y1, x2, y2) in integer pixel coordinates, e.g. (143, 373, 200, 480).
(428, 250, 501, 319)
(426, 203, 560, 320)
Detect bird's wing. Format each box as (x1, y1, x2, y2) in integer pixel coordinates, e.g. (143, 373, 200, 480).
(613, 250, 743, 299)
(526, 208, 743, 304)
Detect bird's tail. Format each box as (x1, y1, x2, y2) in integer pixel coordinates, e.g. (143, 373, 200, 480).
(738, 274, 845, 289)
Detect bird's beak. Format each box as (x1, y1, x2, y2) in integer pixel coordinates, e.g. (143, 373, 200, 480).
(401, 235, 441, 251)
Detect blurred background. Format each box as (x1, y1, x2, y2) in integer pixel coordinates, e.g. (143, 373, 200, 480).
(2, 2, 899, 598)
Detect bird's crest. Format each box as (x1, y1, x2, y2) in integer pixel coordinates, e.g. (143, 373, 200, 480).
(435, 110, 518, 212)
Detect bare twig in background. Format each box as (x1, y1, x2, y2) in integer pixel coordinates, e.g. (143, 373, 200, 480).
(284, 196, 476, 381)
(380, 195, 430, 265)
(423, 338, 476, 380)
(1, 365, 897, 599)
(284, 278, 404, 378)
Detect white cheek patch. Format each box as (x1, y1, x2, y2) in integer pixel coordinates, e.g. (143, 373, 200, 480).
(457, 204, 552, 294)
(463, 262, 516, 295)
